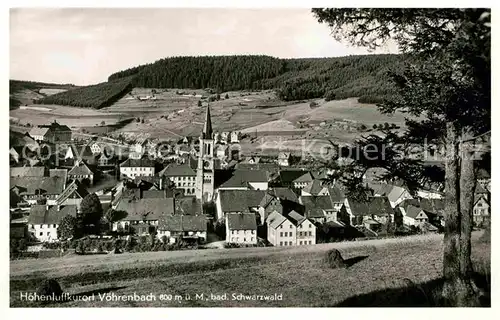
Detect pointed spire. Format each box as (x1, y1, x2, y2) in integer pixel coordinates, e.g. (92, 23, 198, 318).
(202, 106, 213, 139)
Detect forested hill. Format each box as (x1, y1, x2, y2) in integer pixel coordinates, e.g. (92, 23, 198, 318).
(109, 54, 404, 102)
(10, 80, 77, 94)
(32, 54, 404, 109)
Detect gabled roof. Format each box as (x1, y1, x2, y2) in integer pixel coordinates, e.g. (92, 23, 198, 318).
(328, 185, 346, 203)
(218, 190, 266, 212)
(28, 205, 77, 225)
(300, 196, 329, 219)
(259, 192, 276, 208)
(270, 187, 299, 203)
(175, 197, 202, 215)
(120, 158, 155, 168)
(10, 176, 65, 195)
(68, 160, 93, 176)
(10, 166, 45, 177)
(114, 198, 175, 221)
(347, 196, 394, 217)
(158, 215, 207, 231)
(475, 183, 488, 194)
(235, 163, 279, 175)
(279, 170, 313, 184)
(267, 210, 288, 229)
(278, 152, 291, 159)
(49, 169, 68, 181)
(68, 144, 94, 160)
(405, 205, 426, 219)
(226, 213, 257, 230)
(302, 179, 324, 195)
(419, 199, 445, 216)
(219, 169, 268, 188)
(286, 210, 307, 226)
(56, 180, 89, 204)
(477, 168, 490, 179)
(29, 127, 50, 137)
(159, 162, 196, 177)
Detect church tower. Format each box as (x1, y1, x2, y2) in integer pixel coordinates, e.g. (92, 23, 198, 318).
(195, 106, 215, 202)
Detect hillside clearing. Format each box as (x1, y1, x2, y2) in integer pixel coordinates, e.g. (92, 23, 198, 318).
(10, 232, 490, 307)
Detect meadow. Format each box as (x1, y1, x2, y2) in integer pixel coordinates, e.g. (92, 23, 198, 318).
(10, 232, 490, 307)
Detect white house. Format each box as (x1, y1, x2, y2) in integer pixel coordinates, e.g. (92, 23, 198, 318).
(158, 159, 197, 196)
(215, 190, 266, 221)
(216, 144, 229, 160)
(27, 205, 77, 242)
(277, 152, 291, 167)
(157, 215, 207, 244)
(119, 158, 155, 179)
(226, 213, 258, 245)
(230, 131, 240, 143)
(266, 210, 296, 246)
(288, 210, 316, 245)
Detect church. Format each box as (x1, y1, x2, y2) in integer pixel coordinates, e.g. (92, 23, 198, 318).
(195, 106, 215, 202)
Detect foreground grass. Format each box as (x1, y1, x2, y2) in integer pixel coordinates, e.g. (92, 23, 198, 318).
(10, 232, 490, 307)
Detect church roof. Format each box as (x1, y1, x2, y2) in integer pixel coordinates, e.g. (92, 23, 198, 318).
(202, 106, 213, 139)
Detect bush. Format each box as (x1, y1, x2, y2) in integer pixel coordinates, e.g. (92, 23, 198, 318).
(323, 249, 346, 269)
(36, 279, 63, 300)
(324, 91, 336, 101)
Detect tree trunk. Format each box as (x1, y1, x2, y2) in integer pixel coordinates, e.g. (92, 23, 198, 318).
(442, 123, 461, 282)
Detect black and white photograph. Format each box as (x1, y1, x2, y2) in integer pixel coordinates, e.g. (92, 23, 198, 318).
(7, 4, 492, 309)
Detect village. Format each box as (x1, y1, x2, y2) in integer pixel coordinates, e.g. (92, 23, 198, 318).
(9, 106, 491, 255)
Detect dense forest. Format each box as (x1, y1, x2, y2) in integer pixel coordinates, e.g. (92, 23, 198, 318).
(108, 54, 403, 102)
(35, 77, 133, 109)
(20, 54, 404, 109)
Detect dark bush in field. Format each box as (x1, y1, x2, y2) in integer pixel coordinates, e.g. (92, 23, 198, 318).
(36, 279, 63, 299)
(324, 249, 346, 269)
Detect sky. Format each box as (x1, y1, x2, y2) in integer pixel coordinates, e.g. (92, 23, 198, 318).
(10, 8, 398, 86)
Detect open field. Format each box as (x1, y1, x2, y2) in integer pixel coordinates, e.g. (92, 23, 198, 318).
(10, 232, 490, 307)
(11, 88, 419, 149)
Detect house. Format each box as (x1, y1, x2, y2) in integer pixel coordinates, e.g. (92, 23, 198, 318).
(68, 160, 94, 185)
(287, 210, 316, 245)
(112, 197, 175, 234)
(300, 195, 338, 223)
(10, 176, 65, 205)
(218, 169, 269, 191)
(10, 166, 46, 177)
(29, 120, 72, 143)
(119, 158, 155, 179)
(215, 190, 266, 220)
(157, 215, 207, 244)
(369, 183, 413, 208)
(266, 210, 295, 246)
(220, 132, 230, 144)
(159, 157, 197, 195)
(328, 185, 346, 212)
(473, 194, 490, 226)
(301, 179, 330, 196)
(55, 179, 89, 211)
(49, 169, 68, 181)
(400, 205, 434, 226)
(213, 132, 220, 144)
(216, 144, 229, 159)
(341, 196, 394, 230)
(242, 156, 261, 164)
(226, 213, 258, 245)
(279, 170, 314, 190)
(257, 187, 302, 225)
(277, 152, 291, 167)
(27, 205, 77, 242)
(477, 168, 491, 191)
(64, 144, 95, 165)
(230, 131, 240, 143)
(397, 198, 445, 228)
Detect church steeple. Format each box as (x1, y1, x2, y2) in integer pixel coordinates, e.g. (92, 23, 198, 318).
(202, 106, 213, 139)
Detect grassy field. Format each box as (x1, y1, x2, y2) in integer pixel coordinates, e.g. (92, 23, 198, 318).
(10, 232, 490, 307)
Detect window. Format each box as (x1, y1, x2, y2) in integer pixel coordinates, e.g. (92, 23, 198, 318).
(53, 224, 56, 228)
(309, 231, 312, 236)
(280, 241, 283, 246)
(309, 241, 312, 245)
(39, 232, 43, 236)
(289, 242, 293, 246)
(280, 232, 283, 237)
(243, 238, 246, 242)
(309, 224, 312, 228)
(299, 241, 302, 245)
(280, 225, 283, 229)
(251, 230, 255, 234)
(298, 231, 302, 236)
(251, 237, 254, 241)
(290, 224, 292, 229)
(284, 232, 287, 237)
(47, 232, 50, 236)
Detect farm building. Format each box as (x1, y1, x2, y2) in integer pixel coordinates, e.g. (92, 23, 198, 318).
(27, 205, 77, 242)
(225, 213, 258, 245)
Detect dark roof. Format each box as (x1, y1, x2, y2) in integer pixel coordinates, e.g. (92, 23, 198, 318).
(226, 213, 257, 230)
(218, 190, 266, 212)
(267, 210, 288, 229)
(477, 168, 490, 179)
(28, 205, 77, 225)
(405, 205, 426, 219)
(219, 169, 268, 188)
(175, 197, 202, 215)
(159, 162, 196, 177)
(300, 196, 326, 219)
(419, 199, 445, 216)
(279, 170, 313, 184)
(202, 106, 213, 139)
(328, 185, 346, 203)
(49, 169, 68, 180)
(120, 158, 155, 168)
(158, 215, 207, 231)
(475, 183, 488, 194)
(68, 161, 93, 176)
(56, 180, 89, 204)
(270, 187, 299, 202)
(114, 198, 175, 221)
(10, 176, 65, 195)
(286, 210, 307, 226)
(142, 190, 166, 199)
(347, 196, 394, 217)
(10, 166, 46, 177)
